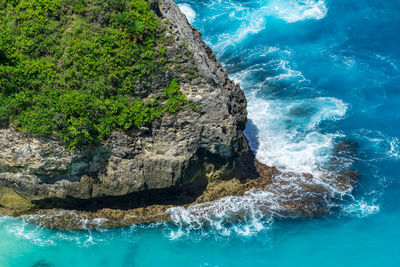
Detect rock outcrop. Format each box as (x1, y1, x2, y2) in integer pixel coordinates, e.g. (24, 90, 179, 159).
(0, 0, 250, 208)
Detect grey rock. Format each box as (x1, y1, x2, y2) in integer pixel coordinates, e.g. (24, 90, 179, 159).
(0, 0, 250, 203)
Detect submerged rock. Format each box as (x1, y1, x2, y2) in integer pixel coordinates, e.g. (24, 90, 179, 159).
(333, 139, 358, 156)
(31, 260, 54, 267)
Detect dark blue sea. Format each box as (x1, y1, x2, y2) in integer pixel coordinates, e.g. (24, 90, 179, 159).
(1, 0, 399, 266)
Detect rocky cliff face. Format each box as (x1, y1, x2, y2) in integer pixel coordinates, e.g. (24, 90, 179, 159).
(0, 0, 250, 207)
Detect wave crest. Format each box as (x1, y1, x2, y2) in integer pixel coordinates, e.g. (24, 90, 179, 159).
(270, 0, 328, 23)
(178, 3, 197, 24)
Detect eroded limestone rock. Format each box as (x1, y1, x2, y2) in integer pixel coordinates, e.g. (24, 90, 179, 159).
(0, 0, 249, 205)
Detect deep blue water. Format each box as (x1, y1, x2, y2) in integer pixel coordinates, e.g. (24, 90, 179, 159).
(1, 0, 400, 266)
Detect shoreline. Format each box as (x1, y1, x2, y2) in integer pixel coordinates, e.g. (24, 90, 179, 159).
(0, 157, 278, 229)
(0, 156, 358, 230)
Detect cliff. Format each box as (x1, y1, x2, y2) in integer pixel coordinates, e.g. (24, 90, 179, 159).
(0, 0, 252, 211)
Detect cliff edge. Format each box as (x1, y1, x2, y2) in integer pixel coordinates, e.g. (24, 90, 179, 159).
(0, 0, 252, 210)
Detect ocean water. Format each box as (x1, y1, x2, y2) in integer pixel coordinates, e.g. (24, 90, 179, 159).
(1, 0, 400, 266)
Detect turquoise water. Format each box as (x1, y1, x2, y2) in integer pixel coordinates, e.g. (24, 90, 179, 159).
(1, 0, 400, 266)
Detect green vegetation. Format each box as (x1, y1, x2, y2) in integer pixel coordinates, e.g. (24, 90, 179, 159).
(0, 0, 198, 149)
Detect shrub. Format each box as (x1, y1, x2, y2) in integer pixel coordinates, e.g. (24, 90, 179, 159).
(0, 0, 199, 149)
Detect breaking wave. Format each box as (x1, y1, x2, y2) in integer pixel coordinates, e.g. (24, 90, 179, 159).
(178, 3, 197, 24)
(269, 0, 328, 23)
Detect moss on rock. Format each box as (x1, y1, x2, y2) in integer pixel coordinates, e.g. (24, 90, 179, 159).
(0, 186, 34, 211)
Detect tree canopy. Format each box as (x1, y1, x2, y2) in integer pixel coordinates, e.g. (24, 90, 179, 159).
(0, 0, 195, 149)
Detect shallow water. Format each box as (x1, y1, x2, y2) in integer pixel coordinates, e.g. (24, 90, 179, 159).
(1, 0, 400, 266)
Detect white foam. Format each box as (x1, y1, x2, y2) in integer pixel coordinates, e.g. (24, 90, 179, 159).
(178, 3, 196, 24)
(354, 129, 400, 161)
(269, 0, 328, 23)
(190, 0, 329, 59)
(166, 190, 278, 238)
(245, 93, 348, 175)
(21, 210, 109, 230)
(388, 137, 400, 159)
(236, 17, 266, 41)
(231, 55, 348, 177)
(342, 200, 380, 217)
(7, 219, 55, 246)
(210, 17, 266, 55)
(201, 2, 268, 54)
(265, 59, 307, 82)
(165, 166, 358, 238)
(5, 211, 112, 247)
